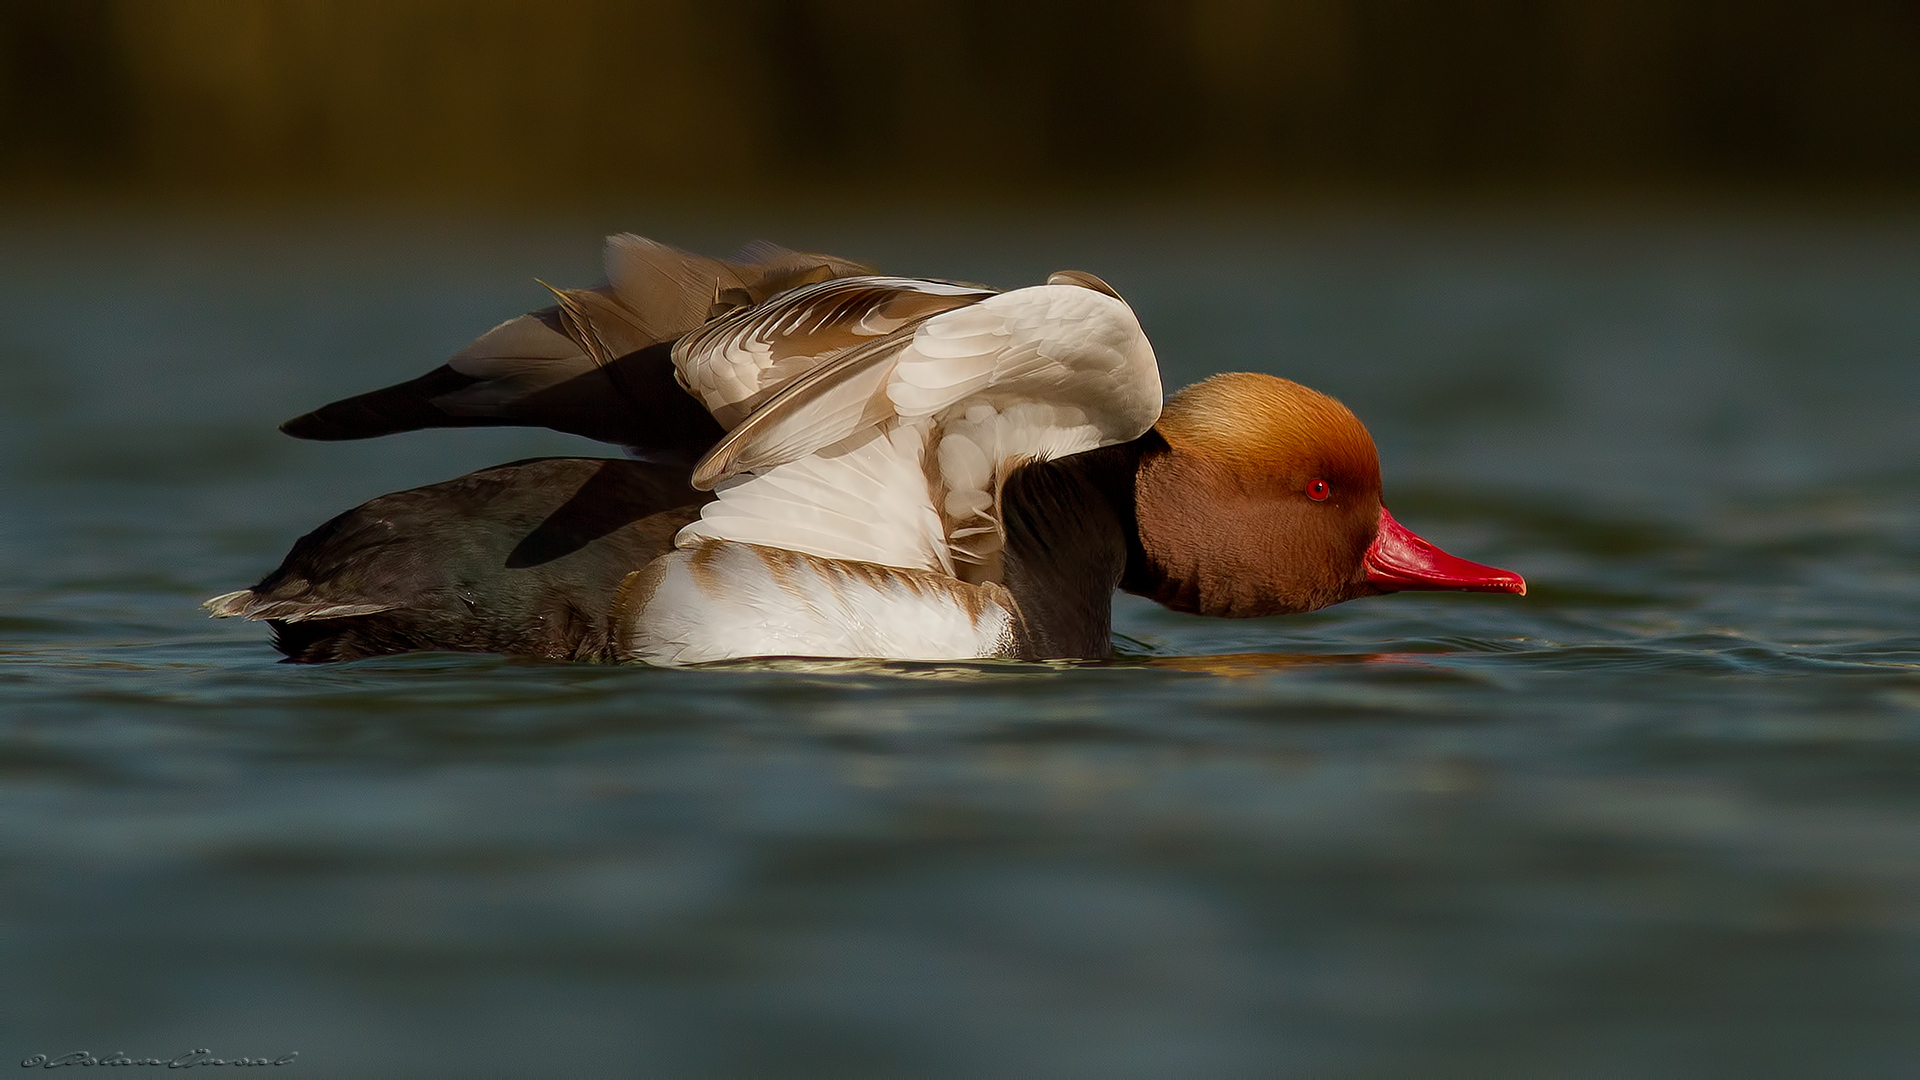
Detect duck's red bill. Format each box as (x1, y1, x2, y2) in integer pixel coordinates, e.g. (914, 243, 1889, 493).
(1364, 507, 1526, 595)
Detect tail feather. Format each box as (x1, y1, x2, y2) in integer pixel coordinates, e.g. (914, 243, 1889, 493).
(280, 363, 497, 441)
(202, 589, 398, 623)
(202, 590, 257, 618)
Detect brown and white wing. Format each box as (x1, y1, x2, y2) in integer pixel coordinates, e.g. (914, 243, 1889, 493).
(280, 234, 869, 456)
(445, 234, 872, 395)
(676, 424, 957, 577)
(599, 233, 870, 347)
(888, 279, 1162, 432)
(692, 279, 1158, 485)
(675, 277, 1162, 580)
(897, 281, 1162, 576)
(672, 275, 997, 437)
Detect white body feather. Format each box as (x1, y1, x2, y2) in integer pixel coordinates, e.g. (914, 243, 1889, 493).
(614, 542, 1017, 667)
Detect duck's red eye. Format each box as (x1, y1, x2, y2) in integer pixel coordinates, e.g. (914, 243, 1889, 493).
(1306, 478, 1330, 501)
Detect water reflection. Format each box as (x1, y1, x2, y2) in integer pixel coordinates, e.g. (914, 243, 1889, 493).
(1138, 651, 1398, 676)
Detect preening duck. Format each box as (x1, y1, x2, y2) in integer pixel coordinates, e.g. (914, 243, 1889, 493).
(209, 235, 1522, 665)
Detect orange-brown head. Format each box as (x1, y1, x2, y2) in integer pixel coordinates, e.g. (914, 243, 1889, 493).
(1127, 373, 1523, 617)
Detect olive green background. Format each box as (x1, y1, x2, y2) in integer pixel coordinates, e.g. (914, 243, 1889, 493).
(5, 0, 1917, 206)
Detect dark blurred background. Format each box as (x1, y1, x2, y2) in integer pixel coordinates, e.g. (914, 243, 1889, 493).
(4, 0, 1918, 208)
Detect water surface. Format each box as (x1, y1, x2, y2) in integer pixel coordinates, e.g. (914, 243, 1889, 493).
(3, 211, 1918, 1077)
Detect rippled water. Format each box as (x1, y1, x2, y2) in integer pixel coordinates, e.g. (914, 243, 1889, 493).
(4, 211, 1918, 1076)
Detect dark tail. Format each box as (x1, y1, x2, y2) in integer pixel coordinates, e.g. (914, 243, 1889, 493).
(277, 234, 873, 461)
(281, 337, 724, 465)
(280, 362, 503, 440)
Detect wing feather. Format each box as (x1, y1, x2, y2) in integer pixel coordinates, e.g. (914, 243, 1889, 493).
(686, 326, 916, 489)
(672, 277, 1161, 584)
(281, 233, 871, 450)
(677, 425, 952, 575)
(602, 233, 871, 338)
(672, 276, 995, 429)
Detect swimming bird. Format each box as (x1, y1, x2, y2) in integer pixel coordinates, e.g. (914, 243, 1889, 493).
(210, 236, 1522, 665)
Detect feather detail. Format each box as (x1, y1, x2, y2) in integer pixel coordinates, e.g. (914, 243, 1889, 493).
(672, 276, 995, 429)
(201, 589, 399, 623)
(201, 589, 255, 618)
(611, 542, 1016, 666)
(688, 324, 919, 489)
(667, 279, 1161, 598)
(279, 233, 873, 452)
(677, 424, 953, 576)
(536, 280, 654, 368)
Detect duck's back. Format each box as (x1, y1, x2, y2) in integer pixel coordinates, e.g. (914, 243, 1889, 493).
(206, 458, 708, 662)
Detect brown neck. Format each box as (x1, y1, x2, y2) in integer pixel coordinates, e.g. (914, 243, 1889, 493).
(1123, 435, 1246, 614)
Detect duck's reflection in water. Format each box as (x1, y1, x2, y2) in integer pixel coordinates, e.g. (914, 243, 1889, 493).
(1137, 651, 1427, 676)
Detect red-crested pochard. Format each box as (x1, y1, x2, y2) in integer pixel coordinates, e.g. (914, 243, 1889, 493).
(209, 235, 1521, 665)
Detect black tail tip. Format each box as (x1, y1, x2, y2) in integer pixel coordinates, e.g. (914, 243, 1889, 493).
(279, 412, 337, 440)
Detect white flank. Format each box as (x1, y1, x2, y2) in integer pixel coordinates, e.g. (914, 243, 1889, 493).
(616, 543, 1017, 667)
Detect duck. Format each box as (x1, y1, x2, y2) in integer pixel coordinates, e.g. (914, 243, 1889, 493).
(209, 235, 1523, 665)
